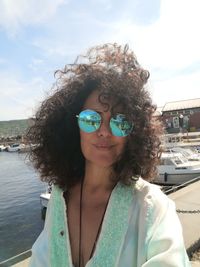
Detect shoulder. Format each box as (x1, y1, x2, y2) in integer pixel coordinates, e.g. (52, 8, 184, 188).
(133, 177, 172, 204)
(131, 178, 175, 220)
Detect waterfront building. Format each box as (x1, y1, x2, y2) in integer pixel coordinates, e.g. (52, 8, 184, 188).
(155, 98, 200, 134)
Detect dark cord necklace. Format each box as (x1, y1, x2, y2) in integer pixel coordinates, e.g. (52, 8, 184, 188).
(78, 180, 111, 267)
(78, 180, 83, 267)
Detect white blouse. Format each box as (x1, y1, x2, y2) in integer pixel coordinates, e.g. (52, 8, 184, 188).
(29, 178, 191, 267)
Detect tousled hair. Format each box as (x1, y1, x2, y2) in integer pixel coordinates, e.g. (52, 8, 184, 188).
(27, 43, 163, 190)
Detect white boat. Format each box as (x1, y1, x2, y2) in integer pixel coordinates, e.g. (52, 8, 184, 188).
(40, 192, 51, 208)
(7, 143, 25, 152)
(0, 145, 6, 151)
(166, 147, 200, 161)
(154, 152, 200, 185)
(40, 185, 52, 208)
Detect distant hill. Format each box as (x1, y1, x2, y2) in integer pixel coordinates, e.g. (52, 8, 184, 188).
(0, 119, 30, 137)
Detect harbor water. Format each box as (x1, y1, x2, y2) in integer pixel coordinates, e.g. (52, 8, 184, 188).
(0, 152, 46, 262)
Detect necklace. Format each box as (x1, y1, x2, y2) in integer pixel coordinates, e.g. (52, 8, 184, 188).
(78, 180, 111, 267)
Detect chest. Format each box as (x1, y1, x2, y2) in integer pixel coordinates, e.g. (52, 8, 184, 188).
(67, 198, 108, 267)
(48, 184, 136, 267)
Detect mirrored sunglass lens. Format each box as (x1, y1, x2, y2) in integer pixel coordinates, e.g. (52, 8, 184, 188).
(78, 109, 101, 133)
(110, 114, 133, 137)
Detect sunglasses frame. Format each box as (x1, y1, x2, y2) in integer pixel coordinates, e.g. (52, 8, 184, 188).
(76, 109, 133, 137)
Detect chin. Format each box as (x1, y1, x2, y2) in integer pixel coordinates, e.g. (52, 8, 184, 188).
(87, 157, 116, 168)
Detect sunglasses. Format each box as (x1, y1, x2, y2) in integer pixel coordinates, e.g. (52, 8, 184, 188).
(76, 109, 133, 137)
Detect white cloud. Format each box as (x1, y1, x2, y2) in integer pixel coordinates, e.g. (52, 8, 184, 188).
(94, 0, 200, 108)
(28, 58, 45, 72)
(150, 70, 200, 107)
(0, 72, 48, 120)
(101, 0, 200, 71)
(0, 0, 67, 37)
(0, 0, 199, 120)
(30, 13, 117, 61)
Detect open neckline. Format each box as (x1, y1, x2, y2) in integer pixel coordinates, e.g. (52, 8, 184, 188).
(50, 181, 134, 267)
(65, 182, 119, 267)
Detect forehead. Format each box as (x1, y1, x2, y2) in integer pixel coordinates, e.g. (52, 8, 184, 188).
(83, 90, 102, 109)
(83, 90, 124, 113)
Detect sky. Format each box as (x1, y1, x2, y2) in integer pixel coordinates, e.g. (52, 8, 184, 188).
(0, 0, 199, 121)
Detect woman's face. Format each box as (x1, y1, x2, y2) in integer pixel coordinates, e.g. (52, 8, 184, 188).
(79, 90, 128, 168)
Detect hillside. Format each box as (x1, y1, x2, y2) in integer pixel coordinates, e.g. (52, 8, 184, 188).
(0, 119, 30, 137)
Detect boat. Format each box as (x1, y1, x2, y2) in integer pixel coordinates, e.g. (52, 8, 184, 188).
(154, 152, 200, 185)
(40, 185, 51, 208)
(0, 145, 6, 151)
(6, 143, 25, 152)
(166, 147, 200, 161)
(40, 192, 50, 208)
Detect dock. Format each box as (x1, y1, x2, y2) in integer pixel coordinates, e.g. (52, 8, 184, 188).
(169, 179, 200, 255)
(169, 178, 200, 266)
(11, 258, 30, 267)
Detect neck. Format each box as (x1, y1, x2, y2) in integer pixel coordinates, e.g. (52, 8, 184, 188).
(83, 162, 116, 193)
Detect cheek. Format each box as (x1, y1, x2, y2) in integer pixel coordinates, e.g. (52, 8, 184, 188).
(115, 137, 127, 154)
(80, 131, 90, 155)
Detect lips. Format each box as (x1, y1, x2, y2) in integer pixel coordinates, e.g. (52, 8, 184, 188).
(93, 143, 114, 149)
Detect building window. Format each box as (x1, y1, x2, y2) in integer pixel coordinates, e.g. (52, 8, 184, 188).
(173, 117, 179, 128)
(184, 110, 190, 115)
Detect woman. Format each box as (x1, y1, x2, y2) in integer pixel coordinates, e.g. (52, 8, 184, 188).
(28, 43, 190, 267)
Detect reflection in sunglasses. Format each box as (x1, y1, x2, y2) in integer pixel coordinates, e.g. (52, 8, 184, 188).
(77, 109, 133, 137)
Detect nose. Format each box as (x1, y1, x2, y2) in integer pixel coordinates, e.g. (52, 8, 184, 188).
(97, 118, 112, 137)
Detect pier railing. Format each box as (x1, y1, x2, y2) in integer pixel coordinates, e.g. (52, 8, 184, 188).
(161, 176, 200, 195)
(0, 249, 31, 267)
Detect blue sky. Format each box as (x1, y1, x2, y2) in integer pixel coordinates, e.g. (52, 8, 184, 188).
(0, 0, 199, 120)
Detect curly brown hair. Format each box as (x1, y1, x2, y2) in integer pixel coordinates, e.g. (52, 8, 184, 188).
(27, 43, 163, 190)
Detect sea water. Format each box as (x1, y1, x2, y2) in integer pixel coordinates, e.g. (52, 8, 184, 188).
(0, 152, 46, 262)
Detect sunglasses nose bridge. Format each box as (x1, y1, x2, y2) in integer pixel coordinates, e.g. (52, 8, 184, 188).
(97, 117, 112, 137)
